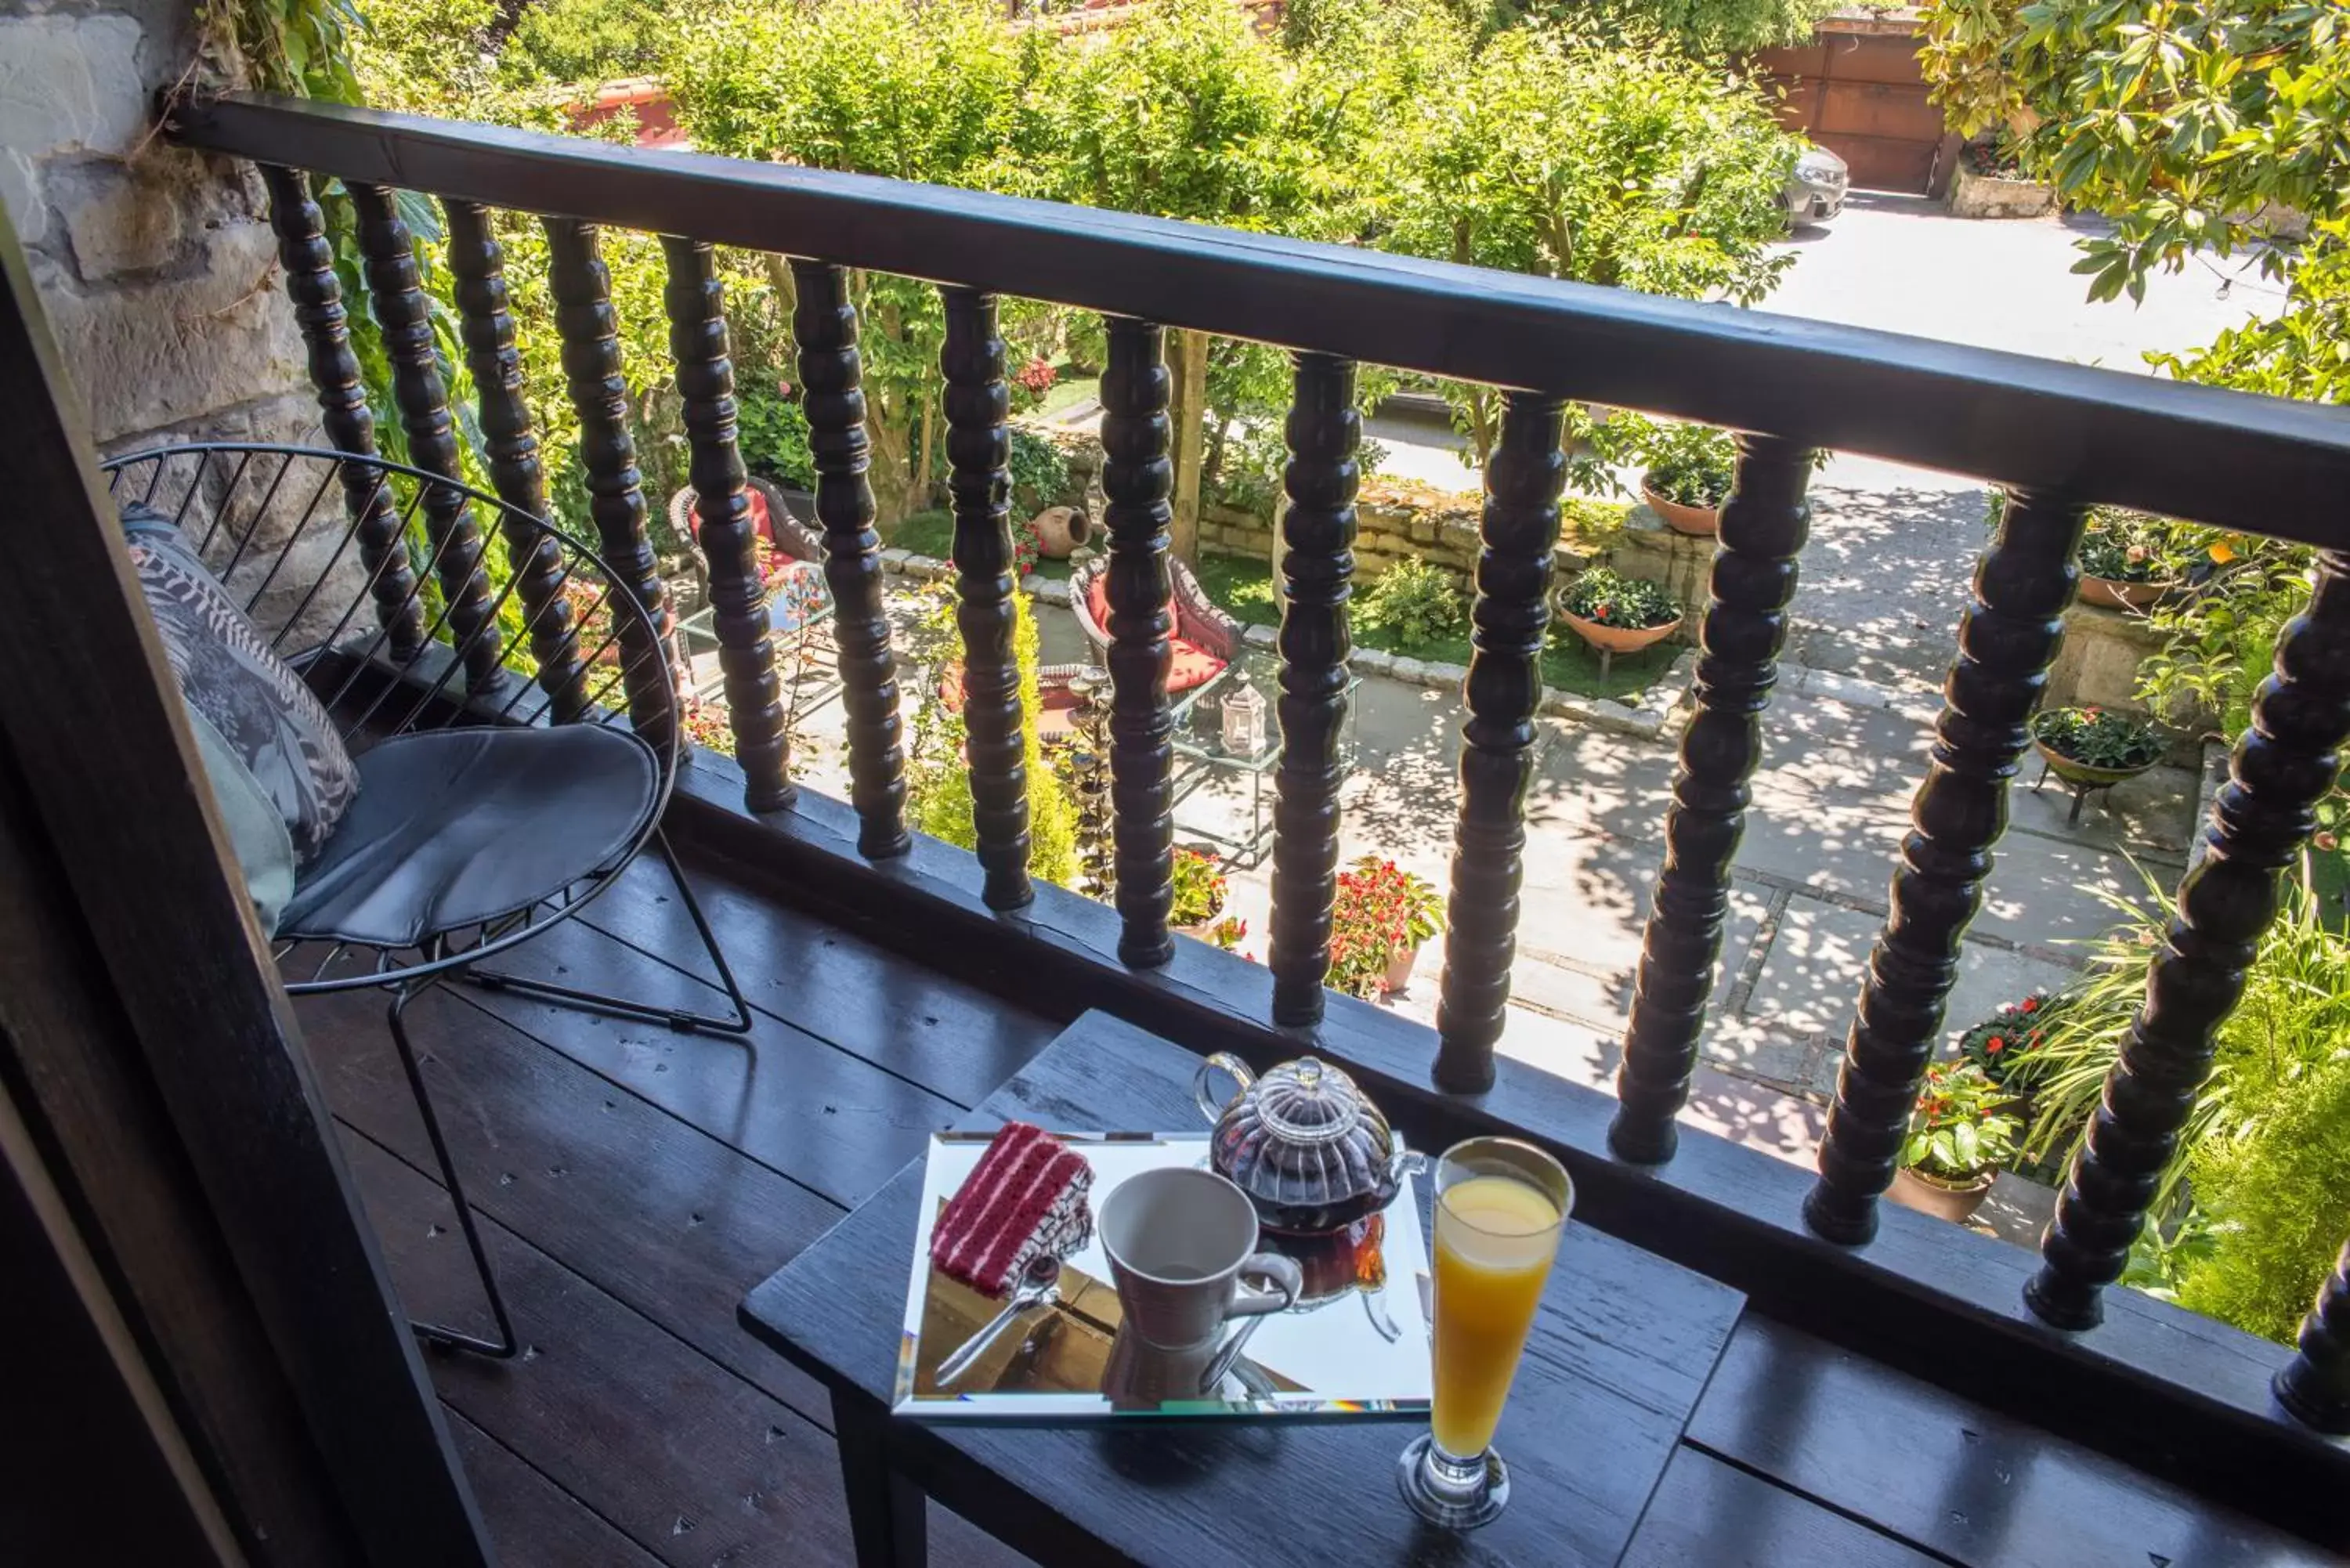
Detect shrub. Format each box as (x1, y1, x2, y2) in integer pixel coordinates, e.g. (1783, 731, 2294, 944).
(2030, 706, 2163, 771)
(1354, 557, 1467, 652)
(906, 589, 1079, 887)
(1558, 567, 1677, 630)
(1009, 427, 1072, 515)
(2176, 1054, 2350, 1344)
(736, 388, 816, 491)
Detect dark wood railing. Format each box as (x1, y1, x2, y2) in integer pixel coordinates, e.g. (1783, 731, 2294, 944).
(172, 93, 2350, 1437)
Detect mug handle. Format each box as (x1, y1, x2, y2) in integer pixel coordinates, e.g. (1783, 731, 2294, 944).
(1198, 1254, 1303, 1396)
(1192, 1051, 1256, 1125)
(1226, 1252, 1303, 1319)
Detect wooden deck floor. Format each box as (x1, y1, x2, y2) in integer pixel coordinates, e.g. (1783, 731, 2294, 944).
(295, 845, 1065, 1566)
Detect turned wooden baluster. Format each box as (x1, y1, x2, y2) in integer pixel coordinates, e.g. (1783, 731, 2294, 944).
(2277, 1237, 2350, 1433)
(1434, 393, 1567, 1092)
(544, 219, 677, 751)
(1099, 317, 1177, 967)
(942, 287, 1032, 910)
(1268, 352, 1359, 1025)
(792, 260, 908, 858)
(2029, 551, 2350, 1327)
(349, 185, 505, 692)
(665, 237, 793, 808)
(1806, 489, 2088, 1245)
(1611, 435, 1817, 1162)
(259, 165, 422, 661)
(443, 200, 588, 722)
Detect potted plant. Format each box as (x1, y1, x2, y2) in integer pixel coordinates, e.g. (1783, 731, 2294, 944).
(1555, 567, 1681, 656)
(1891, 1059, 2022, 1224)
(2076, 505, 2185, 611)
(2031, 705, 2164, 789)
(1957, 991, 2063, 1090)
(1639, 423, 1736, 536)
(1327, 856, 1447, 999)
(1170, 847, 1230, 939)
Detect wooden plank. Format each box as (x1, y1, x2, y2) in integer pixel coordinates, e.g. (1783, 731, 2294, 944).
(743, 1010, 1747, 1568)
(453, 912, 964, 1209)
(340, 1129, 859, 1568)
(1686, 1316, 2342, 1566)
(446, 1411, 664, 1568)
(1621, 1448, 1940, 1568)
(295, 976, 840, 1422)
(579, 849, 1065, 1109)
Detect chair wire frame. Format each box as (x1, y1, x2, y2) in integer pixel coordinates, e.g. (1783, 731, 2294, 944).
(105, 441, 757, 1357)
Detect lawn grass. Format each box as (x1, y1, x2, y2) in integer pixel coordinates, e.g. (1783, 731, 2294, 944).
(1194, 549, 1675, 703)
(1026, 369, 1099, 421)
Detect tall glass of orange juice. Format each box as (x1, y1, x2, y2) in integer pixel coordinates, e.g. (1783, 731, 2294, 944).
(1397, 1136, 1572, 1530)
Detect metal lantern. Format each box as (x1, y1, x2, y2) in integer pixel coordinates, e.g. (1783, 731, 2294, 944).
(1220, 668, 1266, 756)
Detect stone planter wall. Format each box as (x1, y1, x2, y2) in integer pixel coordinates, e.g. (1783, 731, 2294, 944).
(1948, 164, 2059, 220)
(0, 0, 310, 453)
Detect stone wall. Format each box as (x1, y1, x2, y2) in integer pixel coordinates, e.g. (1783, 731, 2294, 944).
(0, 0, 309, 454)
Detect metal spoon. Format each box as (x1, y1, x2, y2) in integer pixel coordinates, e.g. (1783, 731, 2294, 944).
(935, 1255, 1063, 1386)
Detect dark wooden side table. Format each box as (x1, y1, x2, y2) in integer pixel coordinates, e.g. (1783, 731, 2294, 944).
(741, 1010, 1748, 1567)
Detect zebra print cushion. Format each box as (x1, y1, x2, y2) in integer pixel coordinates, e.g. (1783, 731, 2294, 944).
(122, 503, 358, 863)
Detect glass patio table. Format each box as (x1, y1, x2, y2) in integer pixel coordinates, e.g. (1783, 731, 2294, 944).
(1168, 645, 1359, 869)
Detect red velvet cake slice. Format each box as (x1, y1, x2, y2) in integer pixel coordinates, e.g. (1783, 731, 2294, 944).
(931, 1122, 1094, 1297)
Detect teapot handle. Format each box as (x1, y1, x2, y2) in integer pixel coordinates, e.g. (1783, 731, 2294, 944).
(1193, 1052, 1255, 1125)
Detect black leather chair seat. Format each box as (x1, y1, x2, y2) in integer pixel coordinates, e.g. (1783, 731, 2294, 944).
(278, 724, 658, 949)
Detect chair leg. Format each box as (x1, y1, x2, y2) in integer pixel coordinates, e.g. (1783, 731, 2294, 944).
(386, 979, 518, 1359)
(463, 832, 756, 1036)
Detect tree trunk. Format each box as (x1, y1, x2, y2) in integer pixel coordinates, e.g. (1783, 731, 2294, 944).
(915, 389, 938, 513)
(1167, 327, 1208, 565)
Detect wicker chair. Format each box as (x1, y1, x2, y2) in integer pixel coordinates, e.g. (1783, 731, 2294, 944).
(105, 441, 754, 1360)
(1068, 554, 1242, 697)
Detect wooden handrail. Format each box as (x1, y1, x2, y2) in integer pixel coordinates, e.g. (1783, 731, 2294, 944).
(168, 92, 2350, 540)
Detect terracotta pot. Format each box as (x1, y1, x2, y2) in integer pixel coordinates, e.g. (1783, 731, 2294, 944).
(1889, 1166, 1995, 1224)
(1383, 943, 1421, 995)
(1560, 609, 1680, 656)
(2079, 574, 2173, 612)
(2034, 739, 2155, 790)
(1031, 505, 1093, 559)
(1640, 479, 1720, 537)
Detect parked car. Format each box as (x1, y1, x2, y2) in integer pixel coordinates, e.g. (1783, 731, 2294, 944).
(1781, 144, 1849, 226)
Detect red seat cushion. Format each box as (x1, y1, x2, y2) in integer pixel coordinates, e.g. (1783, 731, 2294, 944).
(1167, 638, 1224, 695)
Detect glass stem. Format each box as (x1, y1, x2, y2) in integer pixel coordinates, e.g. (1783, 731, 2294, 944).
(1421, 1439, 1490, 1502)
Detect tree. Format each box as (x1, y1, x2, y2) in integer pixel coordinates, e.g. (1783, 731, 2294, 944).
(1917, 0, 2348, 738)
(1372, 20, 1799, 465)
(1917, 0, 2348, 323)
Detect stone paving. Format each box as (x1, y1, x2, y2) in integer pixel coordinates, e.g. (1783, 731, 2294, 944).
(766, 587, 2197, 1198)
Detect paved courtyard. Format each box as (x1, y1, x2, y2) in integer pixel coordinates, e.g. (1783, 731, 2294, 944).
(758, 195, 2242, 1216)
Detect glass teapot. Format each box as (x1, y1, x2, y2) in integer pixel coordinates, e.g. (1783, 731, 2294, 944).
(1192, 1053, 1419, 1234)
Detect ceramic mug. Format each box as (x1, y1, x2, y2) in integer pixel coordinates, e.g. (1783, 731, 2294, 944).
(1100, 1167, 1303, 1351)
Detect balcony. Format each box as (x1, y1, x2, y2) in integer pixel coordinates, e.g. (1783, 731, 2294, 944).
(8, 87, 2348, 1567)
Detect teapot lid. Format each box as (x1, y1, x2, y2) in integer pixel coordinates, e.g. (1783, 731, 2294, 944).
(1252, 1057, 1365, 1147)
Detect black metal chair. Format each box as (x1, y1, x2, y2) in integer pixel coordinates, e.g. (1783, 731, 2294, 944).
(104, 442, 754, 1359)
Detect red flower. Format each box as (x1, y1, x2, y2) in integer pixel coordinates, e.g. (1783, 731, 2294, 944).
(2019, 997, 2039, 1013)
(1986, 1039, 2004, 1053)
